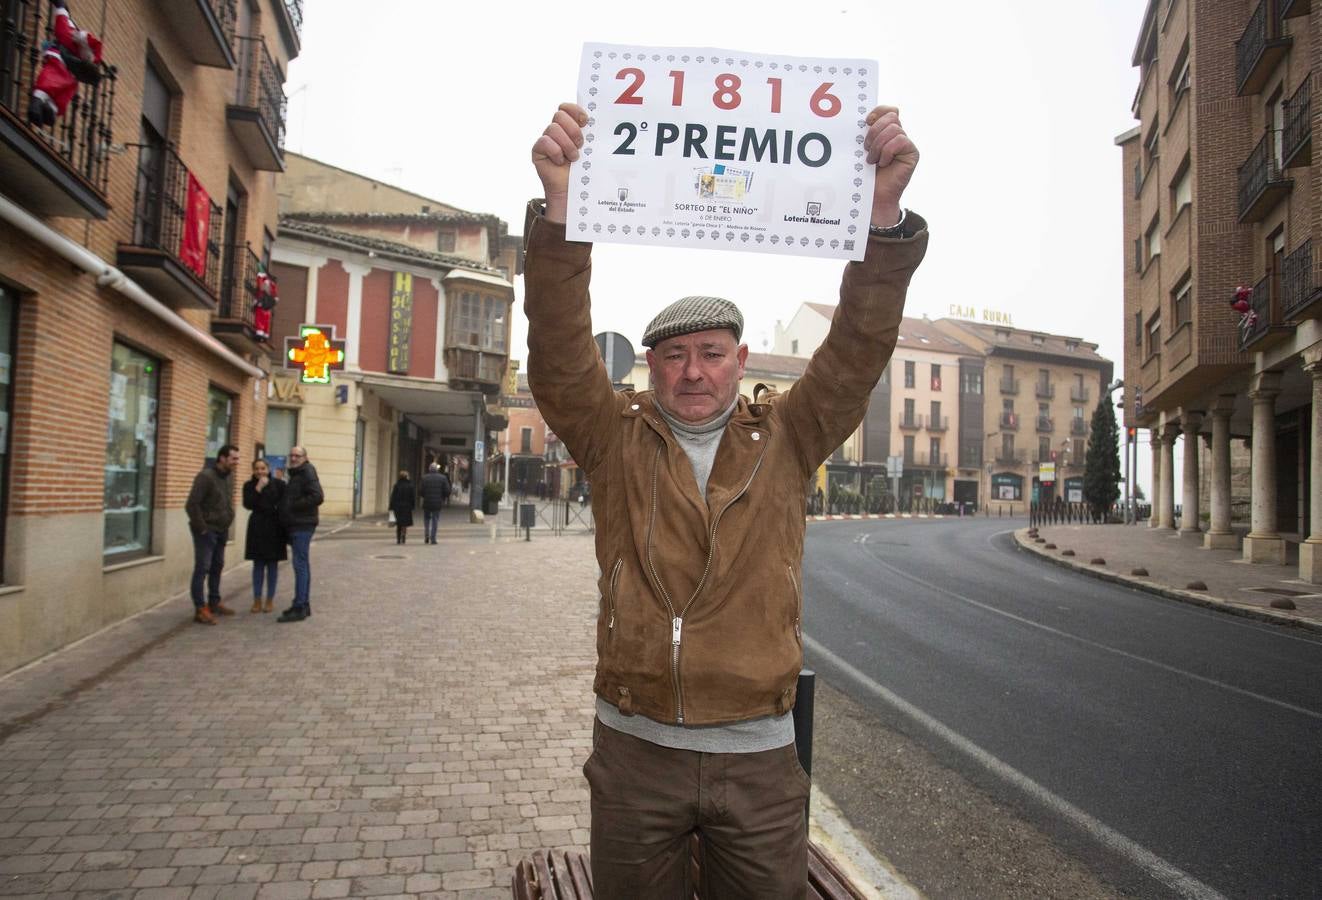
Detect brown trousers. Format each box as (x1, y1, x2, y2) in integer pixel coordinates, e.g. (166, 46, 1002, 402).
(583, 719, 810, 900)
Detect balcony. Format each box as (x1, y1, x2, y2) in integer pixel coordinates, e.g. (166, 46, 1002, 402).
(995, 449, 1027, 466)
(926, 415, 949, 432)
(999, 377, 1019, 395)
(1070, 385, 1090, 403)
(117, 144, 222, 309)
(212, 243, 267, 352)
(1239, 273, 1294, 352)
(446, 347, 506, 395)
(1283, 78, 1311, 169)
(272, 0, 303, 56)
(1236, 0, 1291, 96)
(160, 0, 236, 68)
(999, 411, 1019, 430)
(1238, 132, 1293, 222)
(1281, 0, 1310, 19)
(227, 37, 285, 171)
(1282, 239, 1322, 319)
(0, 0, 117, 217)
(898, 414, 921, 430)
(1036, 416, 1054, 433)
(909, 452, 949, 470)
(1035, 381, 1054, 400)
(1071, 418, 1089, 436)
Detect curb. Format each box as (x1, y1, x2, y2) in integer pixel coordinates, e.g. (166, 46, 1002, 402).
(1012, 529, 1322, 636)
(810, 787, 924, 900)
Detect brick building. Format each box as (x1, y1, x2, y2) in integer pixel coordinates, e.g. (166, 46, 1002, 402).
(0, 0, 300, 673)
(1118, 0, 1322, 579)
(268, 155, 518, 517)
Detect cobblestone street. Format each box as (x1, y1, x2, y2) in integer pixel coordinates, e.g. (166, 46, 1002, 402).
(0, 524, 599, 899)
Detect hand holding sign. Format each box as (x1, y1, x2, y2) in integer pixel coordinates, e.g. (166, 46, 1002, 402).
(864, 106, 918, 227)
(531, 102, 588, 224)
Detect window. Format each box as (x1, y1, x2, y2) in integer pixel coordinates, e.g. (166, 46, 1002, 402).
(520, 427, 532, 454)
(1065, 340, 1079, 352)
(903, 434, 915, 464)
(1001, 434, 1015, 460)
(1074, 439, 1086, 460)
(1144, 124, 1159, 167)
(104, 343, 160, 559)
(263, 407, 298, 478)
(450, 290, 507, 352)
(1172, 159, 1191, 212)
(903, 360, 915, 389)
(1038, 369, 1050, 392)
(1146, 314, 1161, 359)
(1144, 217, 1161, 266)
(903, 397, 915, 424)
(1169, 41, 1190, 104)
(930, 364, 941, 391)
(1002, 398, 1014, 413)
(206, 387, 233, 462)
(1039, 437, 1051, 462)
(438, 230, 456, 253)
(1172, 274, 1192, 326)
(1133, 159, 1144, 198)
(929, 437, 940, 465)
(961, 370, 982, 394)
(1269, 88, 1285, 168)
(930, 400, 941, 427)
(959, 440, 982, 469)
(1038, 402, 1050, 417)
(1135, 312, 1142, 346)
(791, 339, 798, 355)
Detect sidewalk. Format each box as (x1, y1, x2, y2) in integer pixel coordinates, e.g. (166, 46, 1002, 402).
(0, 518, 901, 899)
(1016, 524, 1322, 633)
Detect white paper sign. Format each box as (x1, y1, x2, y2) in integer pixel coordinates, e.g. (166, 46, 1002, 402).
(570, 43, 878, 260)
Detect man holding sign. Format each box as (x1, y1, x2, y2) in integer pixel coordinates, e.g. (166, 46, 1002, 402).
(526, 77, 925, 897)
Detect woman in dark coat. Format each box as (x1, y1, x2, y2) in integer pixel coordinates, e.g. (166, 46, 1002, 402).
(242, 458, 287, 613)
(389, 470, 416, 544)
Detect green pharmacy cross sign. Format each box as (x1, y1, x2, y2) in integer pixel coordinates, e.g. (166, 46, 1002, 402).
(285, 324, 346, 385)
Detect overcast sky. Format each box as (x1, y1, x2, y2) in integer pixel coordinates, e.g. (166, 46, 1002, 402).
(284, 0, 1162, 493)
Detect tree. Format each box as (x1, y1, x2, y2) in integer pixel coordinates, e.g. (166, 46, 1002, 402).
(1083, 395, 1122, 520)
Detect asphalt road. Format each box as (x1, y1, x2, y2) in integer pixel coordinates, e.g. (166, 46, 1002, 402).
(802, 516, 1322, 900)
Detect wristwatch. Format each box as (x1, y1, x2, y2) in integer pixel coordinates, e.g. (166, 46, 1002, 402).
(868, 208, 908, 239)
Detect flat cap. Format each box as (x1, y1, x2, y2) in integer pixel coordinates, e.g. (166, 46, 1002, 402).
(641, 296, 744, 348)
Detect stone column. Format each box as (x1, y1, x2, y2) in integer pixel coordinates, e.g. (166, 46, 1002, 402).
(1300, 356, 1322, 581)
(1243, 372, 1285, 564)
(1149, 428, 1163, 528)
(1179, 411, 1203, 533)
(1158, 422, 1178, 530)
(1204, 397, 1238, 549)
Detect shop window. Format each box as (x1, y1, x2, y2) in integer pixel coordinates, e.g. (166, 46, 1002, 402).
(0, 289, 14, 578)
(206, 386, 234, 462)
(264, 407, 299, 479)
(104, 343, 160, 559)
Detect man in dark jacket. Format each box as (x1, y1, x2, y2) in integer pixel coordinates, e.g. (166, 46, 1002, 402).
(277, 446, 323, 623)
(527, 101, 925, 898)
(419, 463, 451, 544)
(185, 444, 240, 625)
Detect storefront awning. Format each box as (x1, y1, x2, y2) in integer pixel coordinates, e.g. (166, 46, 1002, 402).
(351, 373, 485, 441)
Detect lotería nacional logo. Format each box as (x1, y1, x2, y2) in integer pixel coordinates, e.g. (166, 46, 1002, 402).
(806, 202, 822, 216)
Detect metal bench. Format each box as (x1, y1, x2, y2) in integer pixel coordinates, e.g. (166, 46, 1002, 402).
(511, 837, 867, 900)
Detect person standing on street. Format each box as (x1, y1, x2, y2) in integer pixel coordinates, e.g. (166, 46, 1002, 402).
(242, 457, 286, 613)
(526, 99, 926, 899)
(420, 462, 450, 544)
(278, 446, 322, 623)
(185, 444, 240, 625)
(389, 470, 416, 544)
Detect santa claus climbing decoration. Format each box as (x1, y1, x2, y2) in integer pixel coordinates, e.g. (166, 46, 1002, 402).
(253, 263, 278, 341)
(28, 0, 103, 129)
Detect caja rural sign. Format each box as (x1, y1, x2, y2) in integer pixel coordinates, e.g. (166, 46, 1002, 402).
(569, 43, 878, 261)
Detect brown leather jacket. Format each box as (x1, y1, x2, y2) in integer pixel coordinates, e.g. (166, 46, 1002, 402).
(523, 203, 929, 726)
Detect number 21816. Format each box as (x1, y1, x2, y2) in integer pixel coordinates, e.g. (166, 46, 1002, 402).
(614, 68, 842, 118)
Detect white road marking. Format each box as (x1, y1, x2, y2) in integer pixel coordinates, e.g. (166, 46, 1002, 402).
(864, 553, 1322, 723)
(805, 636, 1229, 900)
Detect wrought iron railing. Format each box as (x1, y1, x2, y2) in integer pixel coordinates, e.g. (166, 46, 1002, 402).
(285, 0, 303, 34)
(207, 0, 237, 52)
(1281, 238, 1318, 319)
(995, 449, 1026, 465)
(1239, 274, 1273, 348)
(0, 0, 116, 196)
(1283, 77, 1311, 165)
(1035, 381, 1054, 399)
(1238, 131, 1286, 218)
(219, 242, 258, 326)
(999, 411, 1019, 430)
(1036, 416, 1054, 433)
(446, 348, 506, 386)
(1071, 418, 1089, 436)
(128, 143, 223, 297)
(898, 413, 920, 429)
(234, 36, 285, 156)
(1070, 386, 1090, 403)
(999, 377, 1019, 395)
(1236, 0, 1272, 91)
(926, 415, 949, 432)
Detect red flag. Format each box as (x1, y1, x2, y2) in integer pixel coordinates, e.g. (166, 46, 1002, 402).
(179, 173, 210, 278)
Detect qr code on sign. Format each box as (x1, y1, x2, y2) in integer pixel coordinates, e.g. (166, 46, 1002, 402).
(843, 240, 855, 252)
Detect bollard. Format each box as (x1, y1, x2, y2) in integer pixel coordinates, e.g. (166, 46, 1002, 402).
(792, 669, 816, 820)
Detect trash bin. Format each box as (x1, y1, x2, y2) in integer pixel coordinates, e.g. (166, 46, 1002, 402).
(519, 503, 536, 529)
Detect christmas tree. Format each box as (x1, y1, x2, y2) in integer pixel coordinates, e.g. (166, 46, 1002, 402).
(1083, 395, 1121, 521)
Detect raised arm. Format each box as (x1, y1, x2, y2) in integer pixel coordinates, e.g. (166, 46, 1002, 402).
(779, 106, 929, 470)
(524, 103, 622, 474)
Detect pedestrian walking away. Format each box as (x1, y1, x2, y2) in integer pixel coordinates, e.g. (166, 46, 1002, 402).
(420, 462, 450, 544)
(242, 457, 287, 613)
(277, 446, 323, 623)
(389, 470, 416, 544)
(184, 443, 241, 625)
(526, 100, 926, 899)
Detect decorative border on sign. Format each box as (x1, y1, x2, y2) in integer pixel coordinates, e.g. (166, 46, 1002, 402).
(576, 47, 873, 252)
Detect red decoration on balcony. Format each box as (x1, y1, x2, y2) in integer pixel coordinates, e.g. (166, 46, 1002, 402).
(179, 173, 212, 279)
(1230, 284, 1257, 328)
(53, 2, 102, 75)
(27, 47, 76, 127)
(253, 264, 278, 340)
